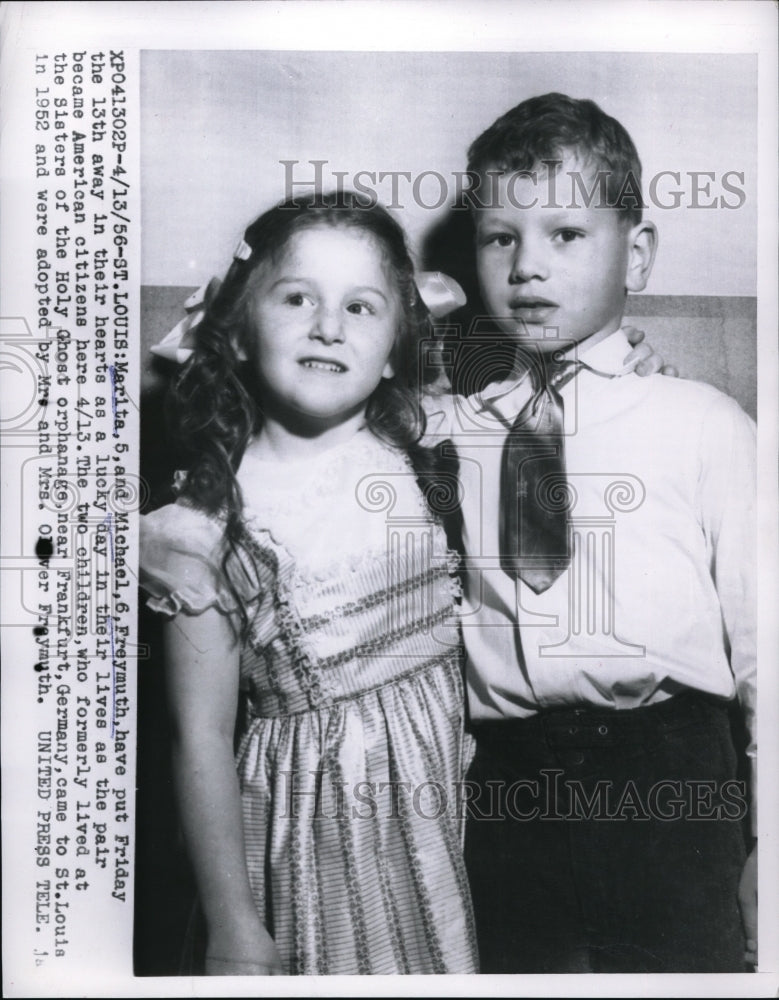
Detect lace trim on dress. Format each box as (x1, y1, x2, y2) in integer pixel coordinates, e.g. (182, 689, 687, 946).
(297, 559, 459, 632)
(239, 526, 337, 708)
(238, 431, 394, 519)
(145, 588, 238, 619)
(149, 436, 463, 624)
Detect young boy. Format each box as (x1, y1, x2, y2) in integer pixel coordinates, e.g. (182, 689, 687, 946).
(425, 93, 756, 973)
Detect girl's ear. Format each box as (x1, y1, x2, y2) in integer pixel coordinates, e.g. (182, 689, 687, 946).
(382, 331, 400, 380)
(625, 221, 658, 293)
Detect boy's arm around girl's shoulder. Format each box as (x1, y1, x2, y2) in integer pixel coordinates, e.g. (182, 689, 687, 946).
(163, 608, 284, 975)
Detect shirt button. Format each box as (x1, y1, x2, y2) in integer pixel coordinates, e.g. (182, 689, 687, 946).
(598, 724, 609, 736)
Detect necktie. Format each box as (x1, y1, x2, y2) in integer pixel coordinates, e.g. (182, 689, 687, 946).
(499, 355, 582, 593)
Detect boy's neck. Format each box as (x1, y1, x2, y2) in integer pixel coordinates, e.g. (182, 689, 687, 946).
(568, 321, 624, 361)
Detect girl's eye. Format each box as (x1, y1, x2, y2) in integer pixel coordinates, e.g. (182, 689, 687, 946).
(346, 301, 375, 316)
(285, 292, 310, 307)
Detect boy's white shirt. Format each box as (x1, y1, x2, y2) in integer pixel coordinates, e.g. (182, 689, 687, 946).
(422, 328, 757, 800)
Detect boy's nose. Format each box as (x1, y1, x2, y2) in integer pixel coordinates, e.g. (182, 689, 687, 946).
(312, 307, 345, 344)
(509, 244, 548, 283)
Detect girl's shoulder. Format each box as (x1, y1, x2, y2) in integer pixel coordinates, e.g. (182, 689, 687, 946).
(139, 500, 260, 618)
(141, 498, 226, 572)
(142, 496, 224, 544)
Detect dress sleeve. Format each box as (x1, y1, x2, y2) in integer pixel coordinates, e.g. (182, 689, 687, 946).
(139, 502, 260, 617)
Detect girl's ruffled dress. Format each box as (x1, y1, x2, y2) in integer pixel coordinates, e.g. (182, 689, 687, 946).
(140, 430, 478, 975)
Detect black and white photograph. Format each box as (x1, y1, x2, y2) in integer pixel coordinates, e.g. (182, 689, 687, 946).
(1, 2, 777, 996)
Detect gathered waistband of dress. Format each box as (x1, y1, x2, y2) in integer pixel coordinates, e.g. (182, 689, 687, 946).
(247, 646, 463, 720)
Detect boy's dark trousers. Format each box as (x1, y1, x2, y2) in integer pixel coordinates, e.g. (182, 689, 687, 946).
(464, 692, 748, 973)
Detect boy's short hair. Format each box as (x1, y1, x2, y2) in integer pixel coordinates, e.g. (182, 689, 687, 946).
(467, 92, 643, 225)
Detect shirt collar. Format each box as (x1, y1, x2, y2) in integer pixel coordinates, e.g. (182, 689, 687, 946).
(576, 327, 637, 377)
(472, 327, 635, 421)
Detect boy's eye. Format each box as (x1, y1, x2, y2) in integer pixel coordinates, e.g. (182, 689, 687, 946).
(483, 232, 516, 248)
(346, 301, 376, 316)
(555, 229, 584, 244)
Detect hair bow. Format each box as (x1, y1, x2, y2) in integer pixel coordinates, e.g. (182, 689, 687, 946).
(149, 277, 223, 363)
(150, 271, 466, 364)
(416, 271, 467, 319)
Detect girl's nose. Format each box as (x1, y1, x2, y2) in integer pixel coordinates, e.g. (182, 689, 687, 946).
(509, 242, 548, 283)
(312, 306, 345, 344)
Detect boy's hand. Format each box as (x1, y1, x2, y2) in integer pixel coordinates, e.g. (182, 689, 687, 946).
(623, 325, 679, 378)
(738, 842, 758, 967)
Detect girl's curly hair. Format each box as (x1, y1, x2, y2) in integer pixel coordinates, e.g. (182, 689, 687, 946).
(166, 190, 451, 634)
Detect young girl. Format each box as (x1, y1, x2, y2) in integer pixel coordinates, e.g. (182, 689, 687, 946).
(139, 191, 479, 976)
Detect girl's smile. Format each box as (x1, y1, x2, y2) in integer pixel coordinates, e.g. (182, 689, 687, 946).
(298, 358, 348, 373)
